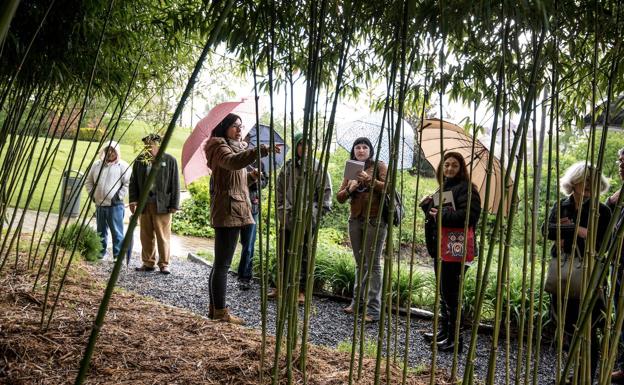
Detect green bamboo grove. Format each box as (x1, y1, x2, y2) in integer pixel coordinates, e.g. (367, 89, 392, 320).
(1, 1, 624, 384)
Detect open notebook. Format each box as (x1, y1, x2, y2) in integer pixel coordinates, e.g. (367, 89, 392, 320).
(432, 190, 455, 210)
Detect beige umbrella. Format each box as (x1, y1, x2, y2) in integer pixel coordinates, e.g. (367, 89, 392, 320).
(419, 118, 513, 214)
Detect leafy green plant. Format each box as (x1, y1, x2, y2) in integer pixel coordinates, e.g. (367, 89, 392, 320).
(317, 227, 347, 245)
(76, 127, 104, 142)
(57, 223, 103, 262)
(172, 177, 215, 238)
(337, 338, 378, 358)
(391, 265, 434, 309)
(315, 243, 356, 296)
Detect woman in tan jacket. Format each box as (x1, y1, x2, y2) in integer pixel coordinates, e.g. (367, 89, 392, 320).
(336, 137, 387, 322)
(204, 113, 279, 324)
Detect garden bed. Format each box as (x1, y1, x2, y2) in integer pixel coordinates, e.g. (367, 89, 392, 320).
(0, 258, 442, 384)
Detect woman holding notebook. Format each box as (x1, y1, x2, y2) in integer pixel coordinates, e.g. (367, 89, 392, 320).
(336, 137, 387, 323)
(419, 151, 481, 352)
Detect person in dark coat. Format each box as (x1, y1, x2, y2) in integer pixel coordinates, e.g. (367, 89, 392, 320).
(419, 151, 481, 353)
(608, 148, 624, 382)
(237, 146, 268, 290)
(129, 134, 180, 274)
(204, 113, 278, 324)
(544, 161, 611, 383)
(270, 131, 332, 305)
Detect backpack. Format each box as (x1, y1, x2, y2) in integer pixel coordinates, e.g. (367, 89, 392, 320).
(383, 190, 404, 226)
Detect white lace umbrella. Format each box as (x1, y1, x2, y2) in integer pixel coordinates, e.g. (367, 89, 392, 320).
(336, 112, 416, 169)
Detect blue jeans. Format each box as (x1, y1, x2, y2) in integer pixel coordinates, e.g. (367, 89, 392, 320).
(96, 204, 125, 257)
(238, 213, 258, 281)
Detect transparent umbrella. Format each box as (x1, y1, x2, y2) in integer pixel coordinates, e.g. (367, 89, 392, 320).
(336, 112, 416, 169)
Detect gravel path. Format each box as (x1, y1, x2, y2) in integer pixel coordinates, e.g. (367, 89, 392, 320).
(92, 256, 558, 384)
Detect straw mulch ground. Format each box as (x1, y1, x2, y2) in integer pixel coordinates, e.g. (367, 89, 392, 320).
(0, 259, 446, 384)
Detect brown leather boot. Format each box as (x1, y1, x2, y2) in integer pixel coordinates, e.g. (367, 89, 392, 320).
(212, 307, 245, 325)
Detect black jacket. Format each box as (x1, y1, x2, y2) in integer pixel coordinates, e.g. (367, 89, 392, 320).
(420, 177, 482, 260)
(545, 196, 611, 259)
(247, 162, 268, 215)
(129, 153, 180, 214)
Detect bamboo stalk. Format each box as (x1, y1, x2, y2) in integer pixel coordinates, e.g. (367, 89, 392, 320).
(463, 19, 509, 385)
(74, 1, 235, 382)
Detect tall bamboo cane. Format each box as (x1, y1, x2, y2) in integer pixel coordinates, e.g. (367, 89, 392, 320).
(73, 2, 234, 382)
(463, 19, 509, 385)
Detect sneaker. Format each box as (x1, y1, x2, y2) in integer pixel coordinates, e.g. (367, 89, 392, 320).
(159, 266, 171, 275)
(135, 265, 156, 272)
(238, 279, 252, 290)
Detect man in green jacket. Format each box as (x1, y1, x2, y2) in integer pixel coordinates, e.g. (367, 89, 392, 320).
(270, 132, 332, 304)
(129, 134, 180, 274)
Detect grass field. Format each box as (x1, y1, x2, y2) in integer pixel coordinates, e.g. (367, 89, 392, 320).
(1, 124, 190, 214)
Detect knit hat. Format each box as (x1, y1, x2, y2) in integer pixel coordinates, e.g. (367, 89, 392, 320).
(350, 137, 374, 161)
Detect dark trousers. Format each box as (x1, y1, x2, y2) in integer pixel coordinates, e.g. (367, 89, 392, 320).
(615, 265, 624, 368)
(434, 261, 466, 338)
(551, 296, 604, 382)
(210, 227, 241, 309)
(238, 213, 258, 281)
(278, 228, 310, 293)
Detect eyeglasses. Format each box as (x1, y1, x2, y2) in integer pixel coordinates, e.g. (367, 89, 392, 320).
(232, 123, 244, 129)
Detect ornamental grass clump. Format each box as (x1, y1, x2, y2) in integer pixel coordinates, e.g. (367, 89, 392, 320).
(315, 244, 356, 296)
(57, 222, 102, 262)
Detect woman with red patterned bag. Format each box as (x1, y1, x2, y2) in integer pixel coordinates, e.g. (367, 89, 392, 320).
(419, 152, 481, 353)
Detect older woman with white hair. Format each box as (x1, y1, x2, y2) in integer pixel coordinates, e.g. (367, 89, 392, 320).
(544, 161, 612, 383)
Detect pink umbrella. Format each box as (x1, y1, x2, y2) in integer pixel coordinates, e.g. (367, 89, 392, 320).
(182, 99, 257, 185)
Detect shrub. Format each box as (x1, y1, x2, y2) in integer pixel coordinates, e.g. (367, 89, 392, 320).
(317, 227, 347, 245)
(250, 231, 355, 295)
(57, 222, 103, 261)
(315, 242, 356, 296)
(391, 265, 434, 309)
(172, 177, 215, 238)
(76, 127, 104, 141)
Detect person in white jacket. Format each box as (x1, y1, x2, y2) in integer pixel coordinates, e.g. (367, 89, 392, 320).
(84, 141, 131, 260)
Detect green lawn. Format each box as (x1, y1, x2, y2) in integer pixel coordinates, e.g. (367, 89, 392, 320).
(1, 125, 190, 214)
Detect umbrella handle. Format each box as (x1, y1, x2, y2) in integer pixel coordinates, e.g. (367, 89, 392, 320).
(125, 214, 135, 266)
